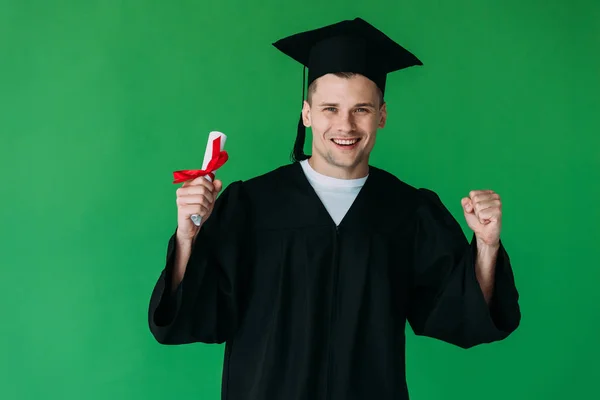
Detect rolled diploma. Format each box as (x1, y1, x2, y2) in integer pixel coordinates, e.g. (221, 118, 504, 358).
(191, 131, 227, 226)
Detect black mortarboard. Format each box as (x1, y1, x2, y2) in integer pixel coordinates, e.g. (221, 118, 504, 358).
(272, 17, 423, 162)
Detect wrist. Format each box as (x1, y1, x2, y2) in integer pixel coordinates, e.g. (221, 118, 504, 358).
(176, 228, 197, 246)
(476, 236, 500, 250)
(175, 236, 194, 258)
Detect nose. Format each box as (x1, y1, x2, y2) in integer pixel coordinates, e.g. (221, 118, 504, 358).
(335, 111, 355, 134)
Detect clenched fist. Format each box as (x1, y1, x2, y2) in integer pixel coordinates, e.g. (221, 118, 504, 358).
(176, 176, 223, 242)
(461, 190, 502, 247)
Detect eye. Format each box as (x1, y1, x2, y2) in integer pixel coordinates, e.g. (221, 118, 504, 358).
(355, 108, 369, 113)
(324, 107, 337, 112)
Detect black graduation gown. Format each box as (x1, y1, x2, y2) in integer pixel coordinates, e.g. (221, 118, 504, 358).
(148, 162, 521, 400)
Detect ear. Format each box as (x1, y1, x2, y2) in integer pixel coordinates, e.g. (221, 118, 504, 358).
(378, 102, 387, 129)
(302, 100, 312, 127)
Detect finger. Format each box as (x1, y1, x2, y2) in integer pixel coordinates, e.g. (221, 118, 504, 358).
(190, 175, 215, 187)
(476, 207, 501, 223)
(469, 190, 496, 199)
(178, 185, 215, 200)
(461, 197, 474, 213)
(180, 203, 210, 218)
(213, 179, 223, 193)
(473, 199, 502, 214)
(469, 189, 495, 195)
(177, 186, 215, 203)
(182, 177, 215, 191)
(177, 194, 214, 208)
(471, 192, 500, 205)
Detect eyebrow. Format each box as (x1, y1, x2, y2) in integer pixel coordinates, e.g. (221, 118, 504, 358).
(318, 102, 376, 108)
(354, 102, 376, 108)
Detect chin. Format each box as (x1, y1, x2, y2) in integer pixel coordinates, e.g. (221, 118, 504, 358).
(328, 154, 364, 169)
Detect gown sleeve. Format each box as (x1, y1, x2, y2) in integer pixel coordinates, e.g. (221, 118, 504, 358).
(147, 180, 251, 345)
(406, 188, 521, 349)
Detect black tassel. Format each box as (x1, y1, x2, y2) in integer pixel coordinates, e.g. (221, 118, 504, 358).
(292, 114, 308, 162)
(291, 66, 310, 163)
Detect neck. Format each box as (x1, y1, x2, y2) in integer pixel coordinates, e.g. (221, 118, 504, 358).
(307, 157, 369, 180)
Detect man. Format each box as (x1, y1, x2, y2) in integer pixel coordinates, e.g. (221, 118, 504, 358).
(148, 17, 521, 400)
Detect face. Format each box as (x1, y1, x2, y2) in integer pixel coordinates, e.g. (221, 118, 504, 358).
(302, 73, 387, 179)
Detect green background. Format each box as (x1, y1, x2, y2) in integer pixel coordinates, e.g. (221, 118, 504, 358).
(2, 0, 599, 399)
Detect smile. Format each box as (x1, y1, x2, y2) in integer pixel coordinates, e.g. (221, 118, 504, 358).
(331, 138, 361, 146)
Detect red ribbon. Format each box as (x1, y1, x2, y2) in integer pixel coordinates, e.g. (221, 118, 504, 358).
(172, 136, 229, 183)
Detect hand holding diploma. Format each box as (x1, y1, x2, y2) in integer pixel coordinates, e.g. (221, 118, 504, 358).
(172, 132, 228, 242)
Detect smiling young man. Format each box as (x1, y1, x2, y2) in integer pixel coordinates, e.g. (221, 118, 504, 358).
(148, 18, 521, 400)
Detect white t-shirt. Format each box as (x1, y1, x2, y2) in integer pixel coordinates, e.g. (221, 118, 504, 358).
(300, 159, 368, 226)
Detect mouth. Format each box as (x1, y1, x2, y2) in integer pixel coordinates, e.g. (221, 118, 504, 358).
(330, 138, 361, 149)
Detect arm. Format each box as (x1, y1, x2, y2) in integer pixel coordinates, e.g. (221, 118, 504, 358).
(147, 181, 250, 345)
(171, 237, 193, 292)
(475, 239, 500, 304)
(406, 188, 521, 349)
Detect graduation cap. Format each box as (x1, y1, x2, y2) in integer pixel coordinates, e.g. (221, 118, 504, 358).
(272, 17, 423, 162)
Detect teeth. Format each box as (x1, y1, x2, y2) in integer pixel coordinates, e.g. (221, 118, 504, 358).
(332, 139, 358, 145)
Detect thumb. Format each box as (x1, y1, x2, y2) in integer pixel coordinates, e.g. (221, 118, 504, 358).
(213, 179, 223, 194)
(461, 197, 473, 213)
